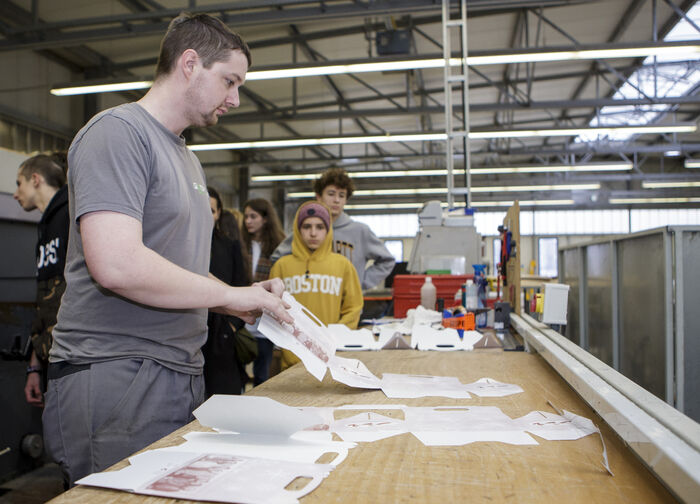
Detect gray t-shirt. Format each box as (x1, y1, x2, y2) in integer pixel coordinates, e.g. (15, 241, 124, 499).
(50, 103, 212, 374)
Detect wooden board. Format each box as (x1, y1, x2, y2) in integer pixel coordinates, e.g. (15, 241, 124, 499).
(49, 350, 675, 504)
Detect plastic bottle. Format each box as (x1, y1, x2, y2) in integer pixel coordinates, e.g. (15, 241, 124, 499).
(465, 279, 478, 311)
(420, 276, 437, 311)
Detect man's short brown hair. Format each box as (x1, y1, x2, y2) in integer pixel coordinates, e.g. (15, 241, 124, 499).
(155, 12, 251, 80)
(19, 154, 66, 189)
(313, 167, 354, 198)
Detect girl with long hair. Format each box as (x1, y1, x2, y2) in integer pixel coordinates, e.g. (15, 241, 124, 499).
(242, 198, 286, 384)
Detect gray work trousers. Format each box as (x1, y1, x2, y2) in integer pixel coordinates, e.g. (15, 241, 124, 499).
(43, 358, 205, 487)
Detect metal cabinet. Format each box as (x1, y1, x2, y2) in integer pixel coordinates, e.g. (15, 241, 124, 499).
(559, 226, 700, 422)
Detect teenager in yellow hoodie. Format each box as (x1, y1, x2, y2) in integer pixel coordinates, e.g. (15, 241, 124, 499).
(270, 201, 363, 369)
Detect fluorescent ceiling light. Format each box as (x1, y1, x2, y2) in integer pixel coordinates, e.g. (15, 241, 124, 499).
(189, 133, 444, 151)
(192, 125, 694, 151)
(641, 181, 700, 188)
(51, 42, 700, 95)
(345, 203, 423, 210)
(50, 81, 152, 96)
(610, 197, 700, 204)
(344, 199, 575, 210)
(472, 199, 575, 207)
(469, 124, 696, 139)
(288, 183, 599, 198)
(684, 159, 700, 168)
(251, 163, 632, 182)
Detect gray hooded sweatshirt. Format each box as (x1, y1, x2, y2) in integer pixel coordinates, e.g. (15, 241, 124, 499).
(271, 212, 395, 290)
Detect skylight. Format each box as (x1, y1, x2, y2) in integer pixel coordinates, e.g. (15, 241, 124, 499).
(575, 2, 700, 143)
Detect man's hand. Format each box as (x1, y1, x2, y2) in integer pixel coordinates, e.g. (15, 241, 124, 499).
(25, 373, 43, 407)
(253, 278, 286, 298)
(218, 281, 292, 325)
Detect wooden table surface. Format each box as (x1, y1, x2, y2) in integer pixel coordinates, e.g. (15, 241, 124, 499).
(49, 350, 676, 503)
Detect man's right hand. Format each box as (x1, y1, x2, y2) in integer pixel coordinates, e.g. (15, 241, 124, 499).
(219, 282, 293, 325)
(25, 373, 43, 407)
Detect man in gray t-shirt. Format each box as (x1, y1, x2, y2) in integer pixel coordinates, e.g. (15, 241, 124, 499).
(43, 13, 292, 487)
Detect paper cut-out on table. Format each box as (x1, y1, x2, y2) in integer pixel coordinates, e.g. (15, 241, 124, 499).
(76, 396, 351, 503)
(77, 395, 610, 504)
(406, 405, 538, 446)
(301, 402, 603, 450)
(159, 431, 352, 467)
(379, 332, 411, 349)
(77, 450, 332, 504)
(411, 325, 484, 351)
(328, 411, 409, 443)
(328, 356, 382, 389)
(329, 324, 378, 351)
(546, 400, 613, 476)
(380, 373, 472, 399)
(463, 377, 525, 397)
(194, 395, 326, 437)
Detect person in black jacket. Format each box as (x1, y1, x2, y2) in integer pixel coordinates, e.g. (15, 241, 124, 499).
(13, 154, 69, 406)
(203, 187, 249, 395)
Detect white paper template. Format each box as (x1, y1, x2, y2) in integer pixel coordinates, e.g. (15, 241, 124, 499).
(404, 406, 537, 446)
(514, 410, 597, 440)
(258, 292, 336, 381)
(380, 373, 472, 399)
(463, 377, 525, 398)
(461, 330, 484, 349)
(328, 356, 383, 389)
(411, 325, 484, 351)
(329, 411, 409, 443)
(194, 395, 326, 437)
(329, 324, 378, 351)
(165, 430, 351, 463)
(77, 450, 332, 504)
(413, 325, 462, 351)
(379, 332, 412, 349)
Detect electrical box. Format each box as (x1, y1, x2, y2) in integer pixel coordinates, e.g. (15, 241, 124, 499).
(376, 30, 411, 55)
(542, 283, 570, 325)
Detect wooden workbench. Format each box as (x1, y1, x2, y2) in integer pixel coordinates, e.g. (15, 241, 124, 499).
(49, 350, 676, 503)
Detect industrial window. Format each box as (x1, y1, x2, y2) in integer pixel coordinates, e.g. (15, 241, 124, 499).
(383, 240, 404, 263)
(352, 214, 418, 238)
(493, 238, 502, 273)
(630, 208, 700, 232)
(532, 209, 629, 235)
(538, 238, 559, 278)
(474, 212, 505, 236)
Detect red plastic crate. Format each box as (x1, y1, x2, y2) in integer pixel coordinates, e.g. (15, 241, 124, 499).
(392, 274, 472, 317)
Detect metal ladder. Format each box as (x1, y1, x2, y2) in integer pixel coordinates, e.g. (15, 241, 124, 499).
(442, 0, 471, 210)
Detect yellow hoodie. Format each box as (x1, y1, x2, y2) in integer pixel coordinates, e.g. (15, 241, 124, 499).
(270, 202, 363, 368)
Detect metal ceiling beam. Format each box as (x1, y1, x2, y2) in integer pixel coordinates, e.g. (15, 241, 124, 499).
(200, 141, 700, 169)
(0, 0, 594, 53)
(574, 0, 698, 134)
(479, 142, 700, 156)
(0, 103, 74, 140)
(225, 94, 700, 124)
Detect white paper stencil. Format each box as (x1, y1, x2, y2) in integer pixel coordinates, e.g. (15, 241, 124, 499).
(77, 451, 332, 504)
(258, 292, 336, 381)
(329, 324, 379, 351)
(380, 373, 472, 399)
(328, 356, 382, 389)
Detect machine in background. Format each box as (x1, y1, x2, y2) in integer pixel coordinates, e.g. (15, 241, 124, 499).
(407, 200, 481, 275)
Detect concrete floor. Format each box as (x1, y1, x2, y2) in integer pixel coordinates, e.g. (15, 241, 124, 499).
(0, 463, 64, 504)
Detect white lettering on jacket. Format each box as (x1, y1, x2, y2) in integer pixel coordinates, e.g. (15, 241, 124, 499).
(37, 238, 59, 269)
(283, 274, 342, 296)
